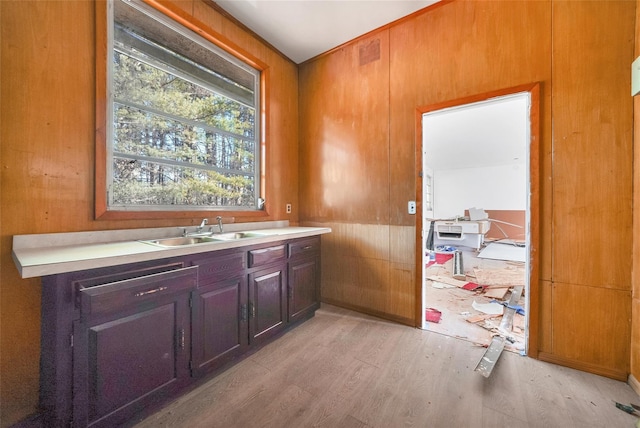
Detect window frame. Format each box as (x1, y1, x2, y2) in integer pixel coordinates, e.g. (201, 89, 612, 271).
(95, 0, 268, 220)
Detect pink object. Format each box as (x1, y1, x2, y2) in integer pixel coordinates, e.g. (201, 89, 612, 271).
(462, 282, 482, 291)
(436, 253, 454, 264)
(425, 308, 442, 323)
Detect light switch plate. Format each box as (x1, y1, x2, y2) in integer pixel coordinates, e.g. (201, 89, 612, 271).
(632, 56, 640, 96)
(408, 201, 416, 215)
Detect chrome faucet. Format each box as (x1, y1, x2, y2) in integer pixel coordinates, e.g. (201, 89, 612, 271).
(216, 216, 223, 234)
(196, 218, 208, 233)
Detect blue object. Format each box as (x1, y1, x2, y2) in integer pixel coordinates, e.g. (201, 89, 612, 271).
(491, 300, 525, 315)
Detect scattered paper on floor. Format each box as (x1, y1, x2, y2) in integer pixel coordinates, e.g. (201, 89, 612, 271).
(431, 281, 456, 289)
(472, 300, 505, 315)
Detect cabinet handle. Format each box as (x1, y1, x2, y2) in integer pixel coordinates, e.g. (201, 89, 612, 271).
(179, 328, 185, 349)
(249, 302, 255, 319)
(240, 304, 248, 322)
(302, 245, 313, 250)
(134, 286, 168, 297)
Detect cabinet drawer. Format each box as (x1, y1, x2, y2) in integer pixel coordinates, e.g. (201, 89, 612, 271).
(288, 237, 320, 259)
(78, 266, 197, 319)
(193, 251, 246, 284)
(248, 245, 286, 268)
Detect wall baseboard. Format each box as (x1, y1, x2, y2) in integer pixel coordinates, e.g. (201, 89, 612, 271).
(321, 298, 414, 327)
(538, 352, 627, 381)
(628, 373, 640, 397)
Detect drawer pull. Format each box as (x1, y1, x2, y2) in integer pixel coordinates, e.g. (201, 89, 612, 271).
(302, 245, 313, 250)
(134, 286, 168, 297)
(179, 328, 185, 349)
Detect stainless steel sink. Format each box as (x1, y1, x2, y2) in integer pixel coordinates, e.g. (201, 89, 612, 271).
(141, 231, 268, 247)
(211, 232, 267, 240)
(142, 236, 218, 247)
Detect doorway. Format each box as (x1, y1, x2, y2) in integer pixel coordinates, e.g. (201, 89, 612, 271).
(415, 84, 540, 357)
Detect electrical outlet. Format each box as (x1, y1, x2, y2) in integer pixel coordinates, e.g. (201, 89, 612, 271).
(286, 203, 292, 214)
(408, 201, 416, 215)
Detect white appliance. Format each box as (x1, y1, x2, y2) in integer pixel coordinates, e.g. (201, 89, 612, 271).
(434, 220, 491, 250)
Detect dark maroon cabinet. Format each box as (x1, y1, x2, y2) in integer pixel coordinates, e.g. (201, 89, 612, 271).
(72, 265, 197, 428)
(191, 250, 248, 376)
(288, 237, 321, 322)
(249, 265, 287, 345)
(38, 236, 321, 427)
(289, 259, 319, 322)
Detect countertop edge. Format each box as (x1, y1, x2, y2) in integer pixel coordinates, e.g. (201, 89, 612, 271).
(13, 227, 331, 279)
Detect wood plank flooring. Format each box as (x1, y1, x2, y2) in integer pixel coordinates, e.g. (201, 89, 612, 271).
(133, 304, 639, 428)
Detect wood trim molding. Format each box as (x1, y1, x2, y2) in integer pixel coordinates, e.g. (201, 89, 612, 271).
(321, 298, 414, 327)
(628, 373, 640, 396)
(148, 0, 269, 70)
(414, 82, 542, 355)
(414, 108, 424, 328)
(301, 0, 454, 66)
(206, 0, 293, 64)
(539, 352, 628, 382)
(95, 0, 108, 220)
(95, 0, 270, 221)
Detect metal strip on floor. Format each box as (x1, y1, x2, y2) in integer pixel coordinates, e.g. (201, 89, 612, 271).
(475, 335, 505, 377)
(474, 285, 524, 377)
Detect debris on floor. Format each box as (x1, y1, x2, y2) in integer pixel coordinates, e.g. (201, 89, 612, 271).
(425, 308, 442, 323)
(474, 267, 525, 287)
(427, 274, 468, 288)
(475, 335, 505, 377)
(614, 401, 640, 416)
(472, 300, 504, 315)
(484, 286, 510, 299)
(424, 247, 527, 358)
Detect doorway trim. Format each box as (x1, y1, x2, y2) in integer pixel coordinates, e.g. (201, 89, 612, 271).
(414, 82, 541, 358)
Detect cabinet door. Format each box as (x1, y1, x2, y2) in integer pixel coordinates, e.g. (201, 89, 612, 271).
(288, 257, 320, 323)
(73, 267, 195, 428)
(192, 276, 248, 376)
(248, 266, 287, 345)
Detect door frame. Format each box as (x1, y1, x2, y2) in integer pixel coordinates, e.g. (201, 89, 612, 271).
(414, 82, 541, 358)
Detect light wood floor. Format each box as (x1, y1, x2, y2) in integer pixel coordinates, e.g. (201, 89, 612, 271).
(134, 304, 639, 428)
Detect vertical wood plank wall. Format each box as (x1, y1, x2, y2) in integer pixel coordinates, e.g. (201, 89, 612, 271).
(1, 0, 637, 426)
(542, 1, 634, 379)
(0, 1, 298, 425)
(299, 0, 634, 380)
(632, 0, 640, 391)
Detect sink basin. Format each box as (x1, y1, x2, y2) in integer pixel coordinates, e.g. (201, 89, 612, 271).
(142, 236, 218, 247)
(211, 232, 267, 240)
(141, 231, 267, 247)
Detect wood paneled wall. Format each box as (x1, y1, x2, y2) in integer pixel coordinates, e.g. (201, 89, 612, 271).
(540, 0, 634, 379)
(632, 0, 640, 391)
(299, 0, 634, 380)
(0, 1, 298, 425)
(1, 0, 636, 425)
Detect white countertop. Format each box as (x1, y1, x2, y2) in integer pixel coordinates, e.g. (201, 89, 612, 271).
(12, 221, 331, 279)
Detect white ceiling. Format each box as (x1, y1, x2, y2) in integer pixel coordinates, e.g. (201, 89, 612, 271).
(213, 0, 439, 64)
(423, 94, 530, 172)
(212, 1, 528, 167)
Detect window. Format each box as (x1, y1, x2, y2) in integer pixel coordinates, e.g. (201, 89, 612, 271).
(98, 0, 262, 217)
(425, 173, 433, 212)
